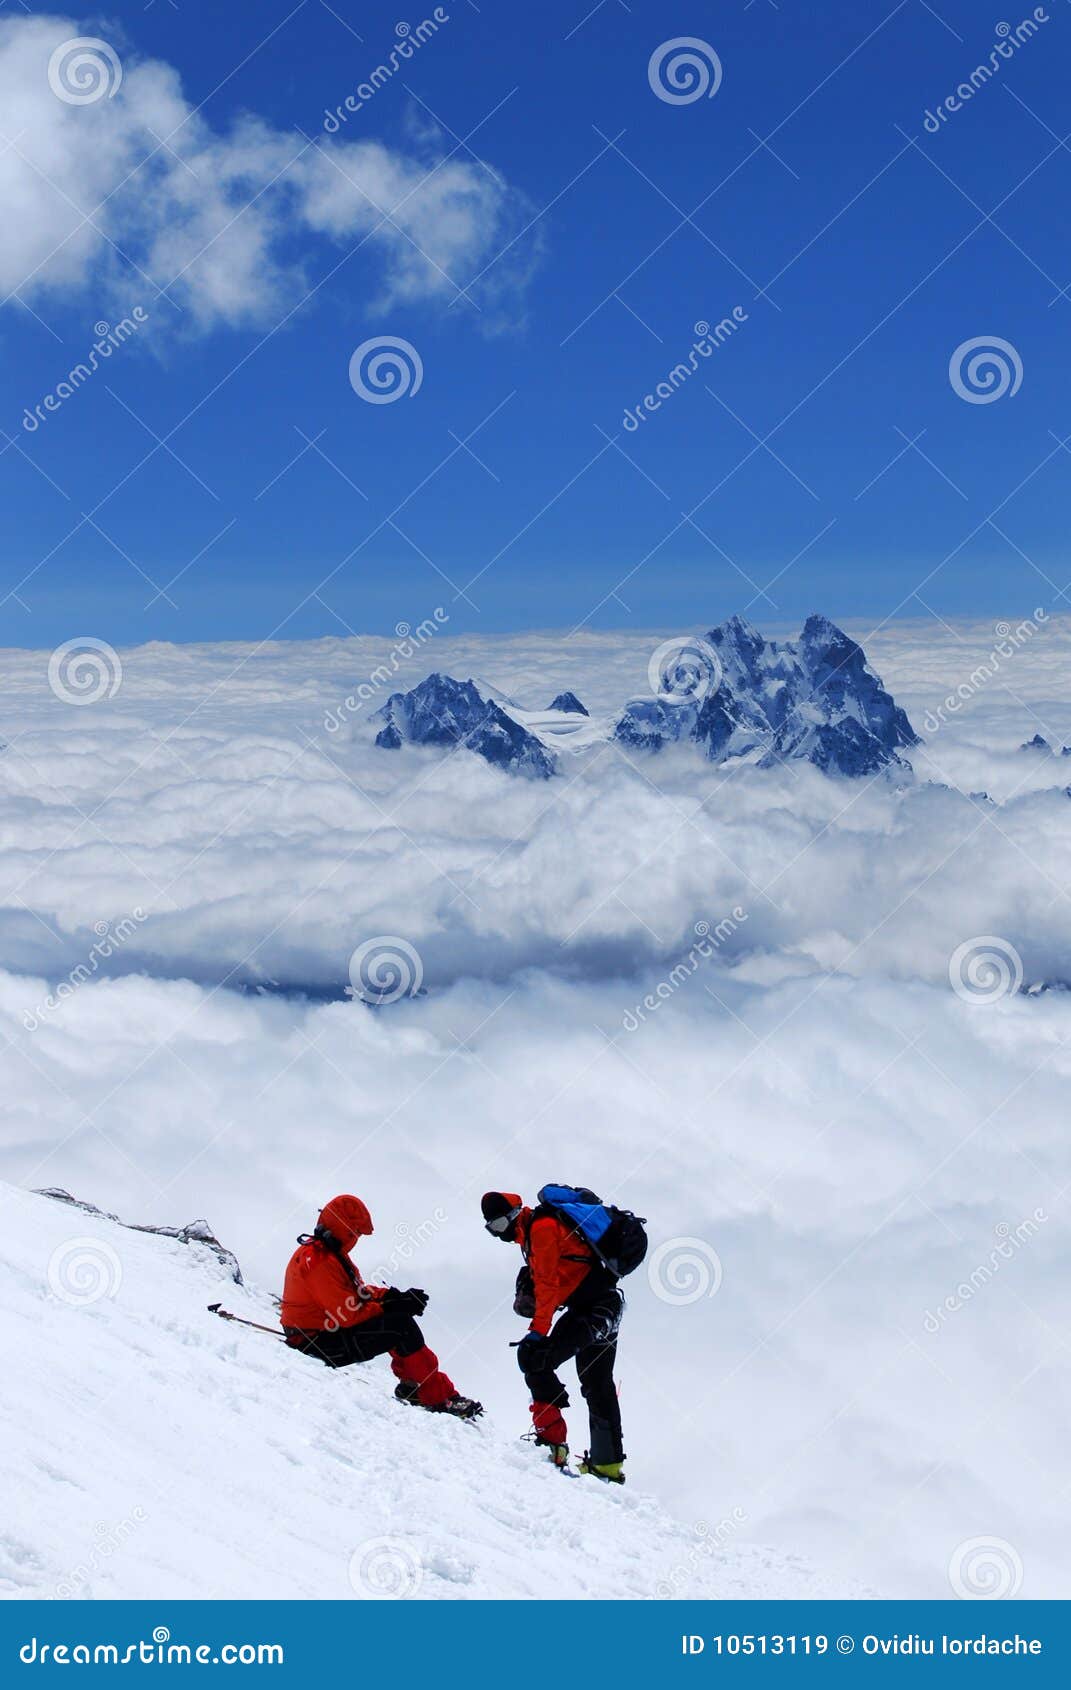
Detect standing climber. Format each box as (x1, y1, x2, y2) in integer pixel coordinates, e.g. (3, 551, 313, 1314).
(481, 1187, 637, 1482)
(282, 1194, 482, 1420)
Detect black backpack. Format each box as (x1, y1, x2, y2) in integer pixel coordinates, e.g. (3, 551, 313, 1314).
(535, 1183, 648, 1279)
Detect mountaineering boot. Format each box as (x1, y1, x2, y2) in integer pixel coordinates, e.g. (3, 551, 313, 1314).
(433, 1393, 484, 1421)
(397, 1381, 482, 1419)
(578, 1453, 626, 1484)
(538, 1439, 569, 1469)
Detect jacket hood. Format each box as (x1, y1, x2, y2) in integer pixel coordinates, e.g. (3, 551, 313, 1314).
(317, 1194, 373, 1252)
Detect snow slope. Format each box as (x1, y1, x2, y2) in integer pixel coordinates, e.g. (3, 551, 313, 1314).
(0, 1183, 840, 1601)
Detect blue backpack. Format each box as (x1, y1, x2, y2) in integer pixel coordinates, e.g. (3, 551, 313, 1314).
(536, 1183, 648, 1278)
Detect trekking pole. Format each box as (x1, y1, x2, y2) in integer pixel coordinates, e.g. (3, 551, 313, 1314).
(207, 1302, 287, 1341)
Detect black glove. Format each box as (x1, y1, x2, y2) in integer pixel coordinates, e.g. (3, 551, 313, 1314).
(516, 1330, 550, 1372)
(383, 1287, 429, 1316)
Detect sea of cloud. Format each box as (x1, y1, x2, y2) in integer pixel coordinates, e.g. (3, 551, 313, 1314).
(3, 615, 1071, 994)
(1, 615, 1070, 1598)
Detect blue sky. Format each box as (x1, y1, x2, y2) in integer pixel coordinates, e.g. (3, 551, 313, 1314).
(1, 0, 1070, 646)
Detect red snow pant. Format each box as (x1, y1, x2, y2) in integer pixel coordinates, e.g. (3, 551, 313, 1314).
(286, 1313, 456, 1407)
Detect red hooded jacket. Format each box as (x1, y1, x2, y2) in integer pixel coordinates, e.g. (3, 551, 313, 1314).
(499, 1193, 596, 1336)
(281, 1195, 387, 1333)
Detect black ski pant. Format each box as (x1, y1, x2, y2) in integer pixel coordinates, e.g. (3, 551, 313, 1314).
(523, 1285, 624, 1465)
(286, 1312, 425, 1368)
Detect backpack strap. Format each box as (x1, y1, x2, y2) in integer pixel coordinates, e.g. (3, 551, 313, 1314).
(531, 1201, 597, 1266)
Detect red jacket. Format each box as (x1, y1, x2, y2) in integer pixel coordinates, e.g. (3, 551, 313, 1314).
(281, 1195, 387, 1333)
(514, 1202, 596, 1336)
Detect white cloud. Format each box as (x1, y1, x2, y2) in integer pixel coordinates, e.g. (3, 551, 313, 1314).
(1, 617, 1070, 1596)
(0, 15, 533, 329)
(2, 618, 1071, 994)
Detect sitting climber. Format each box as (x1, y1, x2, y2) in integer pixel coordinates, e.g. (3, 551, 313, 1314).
(282, 1194, 482, 1421)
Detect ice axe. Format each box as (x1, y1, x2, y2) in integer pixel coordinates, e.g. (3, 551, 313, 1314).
(207, 1302, 286, 1341)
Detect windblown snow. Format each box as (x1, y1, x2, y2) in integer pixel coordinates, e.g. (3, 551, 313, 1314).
(0, 1183, 837, 1601)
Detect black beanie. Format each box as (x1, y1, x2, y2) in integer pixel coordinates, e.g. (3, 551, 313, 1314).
(481, 1191, 521, 1223)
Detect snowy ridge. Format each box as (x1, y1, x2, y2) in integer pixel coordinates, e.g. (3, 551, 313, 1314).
(372, 675, 558, 779)
(369, 616, 917, 780)
(1, 1183, 846, 1600)
(616, 616, 918, 777)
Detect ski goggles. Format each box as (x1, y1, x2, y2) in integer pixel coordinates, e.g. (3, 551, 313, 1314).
(485, 1206, 521, 1236)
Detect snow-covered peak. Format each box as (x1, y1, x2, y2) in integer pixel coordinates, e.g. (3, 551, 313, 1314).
(708, 613, 765, 664)
(372, 674, 557, 779)
(617, 615, 918, 777)
(548, 691, 588, 716)
(366, 619, 916, 781)
(0, 1183, 845, 1599)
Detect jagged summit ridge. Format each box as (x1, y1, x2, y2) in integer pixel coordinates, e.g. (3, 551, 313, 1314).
(373, 674, 557, 779)
(369, 617, 917, 780)
(616, 614, 918, 777)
